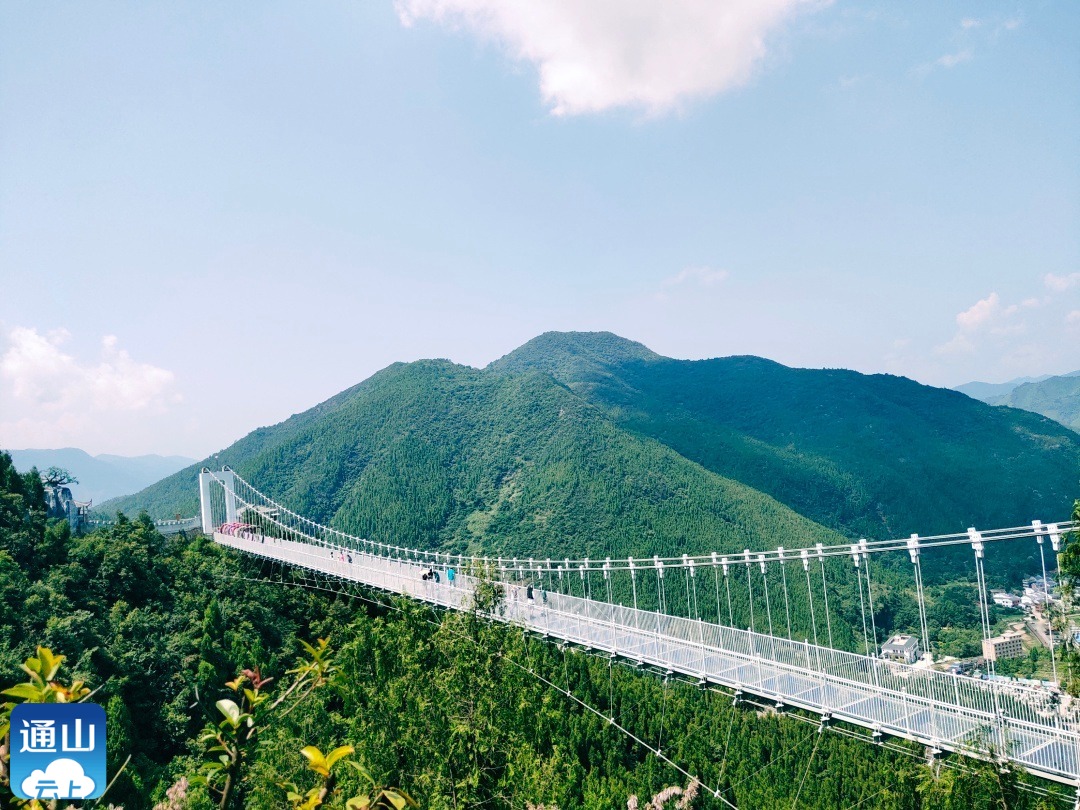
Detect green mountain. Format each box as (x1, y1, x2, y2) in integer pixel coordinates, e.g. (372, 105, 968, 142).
(101, 359, 842, 565)
(98, 331, 1080, 656)
(954, 374, 1054, 401)
(980, 374, 1080, 433)
(106, 332, 1079, 550)
(490, 332, 1080, 541)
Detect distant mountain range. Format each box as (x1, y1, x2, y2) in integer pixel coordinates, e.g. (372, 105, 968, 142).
(102, 332, 1080, 561)
(954, 375, 1058, 401)
(7, 448, 195, 504)
(955, 371, 1080, 433)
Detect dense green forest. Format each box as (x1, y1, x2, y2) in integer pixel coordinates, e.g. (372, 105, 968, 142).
(489, 332, 1080, 543)
(3, 451, 1078, 808)
(102, 360, 848, 560)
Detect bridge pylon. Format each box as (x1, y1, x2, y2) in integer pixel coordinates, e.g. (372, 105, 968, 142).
(199, 467, 237, 533)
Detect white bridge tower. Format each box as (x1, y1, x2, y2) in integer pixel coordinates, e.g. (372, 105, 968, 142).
(198, 466, 237, 533)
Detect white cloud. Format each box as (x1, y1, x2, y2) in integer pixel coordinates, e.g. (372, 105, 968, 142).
(930, 280, 1079, 383)
(934, 333, 973, 356)
(0, 327, 180, 453)
(918, 15, 1020, 78)
(1, 327, 176, 412)
(935, 292, 1036, 355)
(954, 292, 1000, 331)
(936, 49, 973, 69)
(1, 328, 75, 404)
(836, 74, 868, 91)
(663, 266, 730, 288)
(21, 757, 96, 799)
(651, 266, 730, 303)
(395, 0, 820, 115)
(1044, 272, 1080, 293)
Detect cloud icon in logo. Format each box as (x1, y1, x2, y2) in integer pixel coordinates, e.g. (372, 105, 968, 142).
(20, 758, 96, 799)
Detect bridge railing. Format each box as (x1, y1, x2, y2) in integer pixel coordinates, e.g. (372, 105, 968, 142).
(532, 581, 1074, 765)
(214, 528, 1080, 785)
(84, 515, 201, 535)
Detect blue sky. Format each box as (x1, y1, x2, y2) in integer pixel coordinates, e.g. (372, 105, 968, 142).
(1, 1, 1078, 456)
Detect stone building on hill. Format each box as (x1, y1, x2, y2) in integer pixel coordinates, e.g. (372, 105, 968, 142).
(44, 483, 92, 533)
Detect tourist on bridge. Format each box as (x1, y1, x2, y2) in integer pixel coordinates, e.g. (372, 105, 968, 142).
(447, 567, 456, 587)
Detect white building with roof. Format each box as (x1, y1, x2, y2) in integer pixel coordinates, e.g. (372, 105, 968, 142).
(992, 591, 1021, 608)
(881, 634, 921, 664)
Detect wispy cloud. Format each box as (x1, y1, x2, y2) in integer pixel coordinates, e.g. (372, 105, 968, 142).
(925, 271, 1080, 385)
(936, 49, 973, 69)
(0, 327, 177, 411)
(935, 292, 1038, 355)
(954, 291, 1001, 331)
(651, 266, 730, 303)
(837, 74, 868, 90)
(662, 266, 730, 289)
(1044, 272, 1080, 293)
(917, 14, 1021, 77)
(395, 0, 823, 116)
(0, 327, 180, 451)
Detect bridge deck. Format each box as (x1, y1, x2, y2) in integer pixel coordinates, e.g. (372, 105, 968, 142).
(86, 516, 201, 535)
(214, 531, 1080, 786)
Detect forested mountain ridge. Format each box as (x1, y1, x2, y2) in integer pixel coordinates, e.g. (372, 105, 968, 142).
(103, 331, 1080, 557)
(954, 374, 1056, 402)
(490, 332, 1080, 540)
(971, 374, 1080, 434)
(101, 359, 844, 564)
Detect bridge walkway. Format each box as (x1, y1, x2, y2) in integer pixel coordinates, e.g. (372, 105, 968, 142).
(214, 529, 1080, 786)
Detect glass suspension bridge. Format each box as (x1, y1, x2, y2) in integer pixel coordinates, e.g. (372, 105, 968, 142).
(197, 466, 1080, 798)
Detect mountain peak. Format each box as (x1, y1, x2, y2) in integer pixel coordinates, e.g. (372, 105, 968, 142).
(488, 331, 662, 377)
